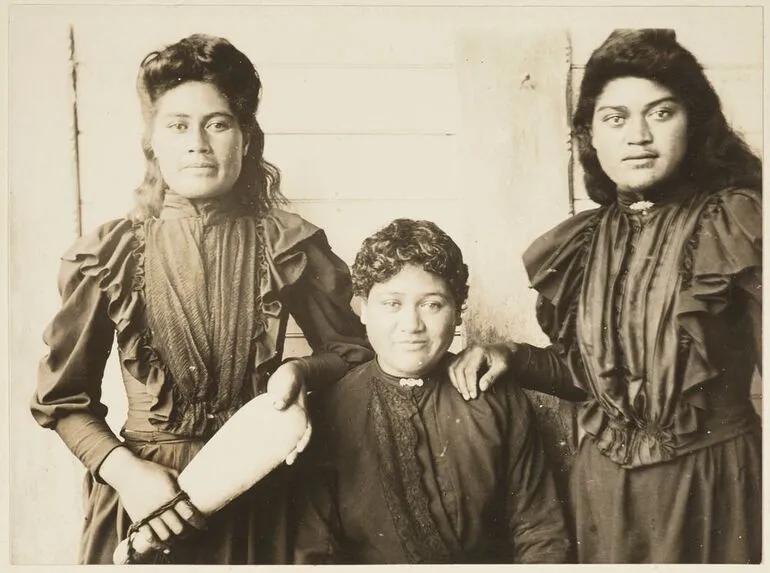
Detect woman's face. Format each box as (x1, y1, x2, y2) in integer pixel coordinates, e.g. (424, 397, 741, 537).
(360, 265, 460, 379)
(150, 81, 248, 200)
(591, 76, 688, 193)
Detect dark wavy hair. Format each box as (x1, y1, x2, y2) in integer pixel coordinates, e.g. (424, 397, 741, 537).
(573, 29, 762, 205)
(132, 33, 285, 220)
(351, 219, 469, 310)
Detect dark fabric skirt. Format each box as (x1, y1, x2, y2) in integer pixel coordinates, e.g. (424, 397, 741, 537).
(571, 429, 762, 563)
(78, 436, 300, 564)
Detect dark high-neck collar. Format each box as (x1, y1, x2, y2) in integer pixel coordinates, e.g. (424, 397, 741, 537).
(615, 175, 696, 215)
(159, 191, 249, 222)
(372, 354, 451, 392)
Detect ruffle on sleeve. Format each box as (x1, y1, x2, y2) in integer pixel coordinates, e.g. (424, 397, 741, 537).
(676, 188, 762, 399)
(523, 208, 605, 349)
(252, 209, 324, 372)
(257, 208, 372, 375)
(61, 218, 171, 423)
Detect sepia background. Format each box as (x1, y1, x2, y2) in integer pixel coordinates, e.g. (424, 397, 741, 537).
(8, 3, 763, 564)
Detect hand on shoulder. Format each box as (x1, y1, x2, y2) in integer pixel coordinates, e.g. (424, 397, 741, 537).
(447, 343, 517, 400)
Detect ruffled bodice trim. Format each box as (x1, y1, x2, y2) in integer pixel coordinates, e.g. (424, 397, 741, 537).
(60, 203, 324, 436)
(523, 187, 762, 468)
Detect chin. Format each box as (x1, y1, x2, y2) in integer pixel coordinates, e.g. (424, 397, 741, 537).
(176, 186, 229, 200)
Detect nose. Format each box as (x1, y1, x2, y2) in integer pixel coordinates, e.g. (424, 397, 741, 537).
(627, 115, 652, 144)
(188, 125, 211, 153)
(399, 306, 425, 332)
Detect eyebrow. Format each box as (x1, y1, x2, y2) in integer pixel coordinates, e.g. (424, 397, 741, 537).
(376, 291, 451, 299)
(158, 111, 235, 120)
(595, 96, 680, 115)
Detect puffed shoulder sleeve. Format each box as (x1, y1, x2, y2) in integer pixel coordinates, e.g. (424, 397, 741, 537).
(262, 209, 373, 388)
(523, 207, 604, 309)
(689, 188, 761, 306)
(679, 188, 762, 376)
(31, 219, 136, 477)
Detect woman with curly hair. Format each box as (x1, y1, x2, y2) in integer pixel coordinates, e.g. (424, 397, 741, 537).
(294, 218, 570, 564)
(449, 29, 762, 563)
(31, 33, 371, 564)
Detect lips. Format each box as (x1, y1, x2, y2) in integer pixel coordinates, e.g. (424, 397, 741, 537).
(623, 152, 658, 161)
(184, 162, 217, 169)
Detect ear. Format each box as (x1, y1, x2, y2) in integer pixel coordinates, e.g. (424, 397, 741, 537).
(359, 298, 368, 326)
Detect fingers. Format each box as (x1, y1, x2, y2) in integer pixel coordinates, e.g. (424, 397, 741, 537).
(285, 422, 313, 466)
(296, 422, 313, 454)
(479, 360, 507, 392)
(148, 516, 173, 544)
(174, 499, 207, 531)
(448, 348, 477, 401)
(455, 346, 486, 400)
(136, 524, 168, 555)
(158, 509, 186, 537)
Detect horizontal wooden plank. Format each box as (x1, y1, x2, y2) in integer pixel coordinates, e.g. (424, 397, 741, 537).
(75, 62, 459, 135)
(266, 134, 459, 201)
(50, 4, 760, 68)
(285, 198, 469, 265)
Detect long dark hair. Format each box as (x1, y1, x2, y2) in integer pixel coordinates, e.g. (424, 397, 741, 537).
(573, 29, 762, 205)
(132, 33, 285, 220)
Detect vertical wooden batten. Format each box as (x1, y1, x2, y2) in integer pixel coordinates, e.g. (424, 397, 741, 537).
(454, 29, 578, 501)
(67, 25, 83, 238)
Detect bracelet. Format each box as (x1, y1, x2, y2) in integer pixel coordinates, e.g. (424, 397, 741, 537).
(125, 490, 190, 563)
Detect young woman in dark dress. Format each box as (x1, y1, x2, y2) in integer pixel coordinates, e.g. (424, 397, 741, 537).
(31, 34, 371, 564)
(448, 29, 762, 563)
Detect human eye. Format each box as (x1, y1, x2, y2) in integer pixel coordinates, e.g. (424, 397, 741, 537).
(206, 117, 233, 132)
(421, 299, 446, 312)
(649, 106, 676, 121)
(380, 299, 401, 311)
(602, 114, 626, 127)
(166, 121, 187, 132)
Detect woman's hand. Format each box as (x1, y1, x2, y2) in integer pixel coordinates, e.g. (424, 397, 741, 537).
(266, 361, 312, 465)
(447, 343, 515, 400)
(98, 447, 206, 551)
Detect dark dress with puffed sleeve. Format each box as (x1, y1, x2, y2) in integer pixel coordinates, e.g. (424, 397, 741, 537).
(31, 192, 372, 564)
(514, 184, 761, 563)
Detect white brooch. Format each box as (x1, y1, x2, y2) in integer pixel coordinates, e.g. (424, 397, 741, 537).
(399, 378, 424, 388)
(629, 200, 654, 213)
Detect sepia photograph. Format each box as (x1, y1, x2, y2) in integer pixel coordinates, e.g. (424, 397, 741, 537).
(5, 1, 764, 567)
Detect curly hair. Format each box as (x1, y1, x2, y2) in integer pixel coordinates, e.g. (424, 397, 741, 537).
(131, 33, 285, 220)
(352, 219, 469, 309)
(573, 29, 762, 205)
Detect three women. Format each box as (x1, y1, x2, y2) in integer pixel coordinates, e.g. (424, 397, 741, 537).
(33, 27, 762, 565)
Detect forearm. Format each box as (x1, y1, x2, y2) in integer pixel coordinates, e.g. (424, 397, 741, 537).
(97, 443, 139, 489)
(288, 353, 350, 393)
(511, 343, 587, 401)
